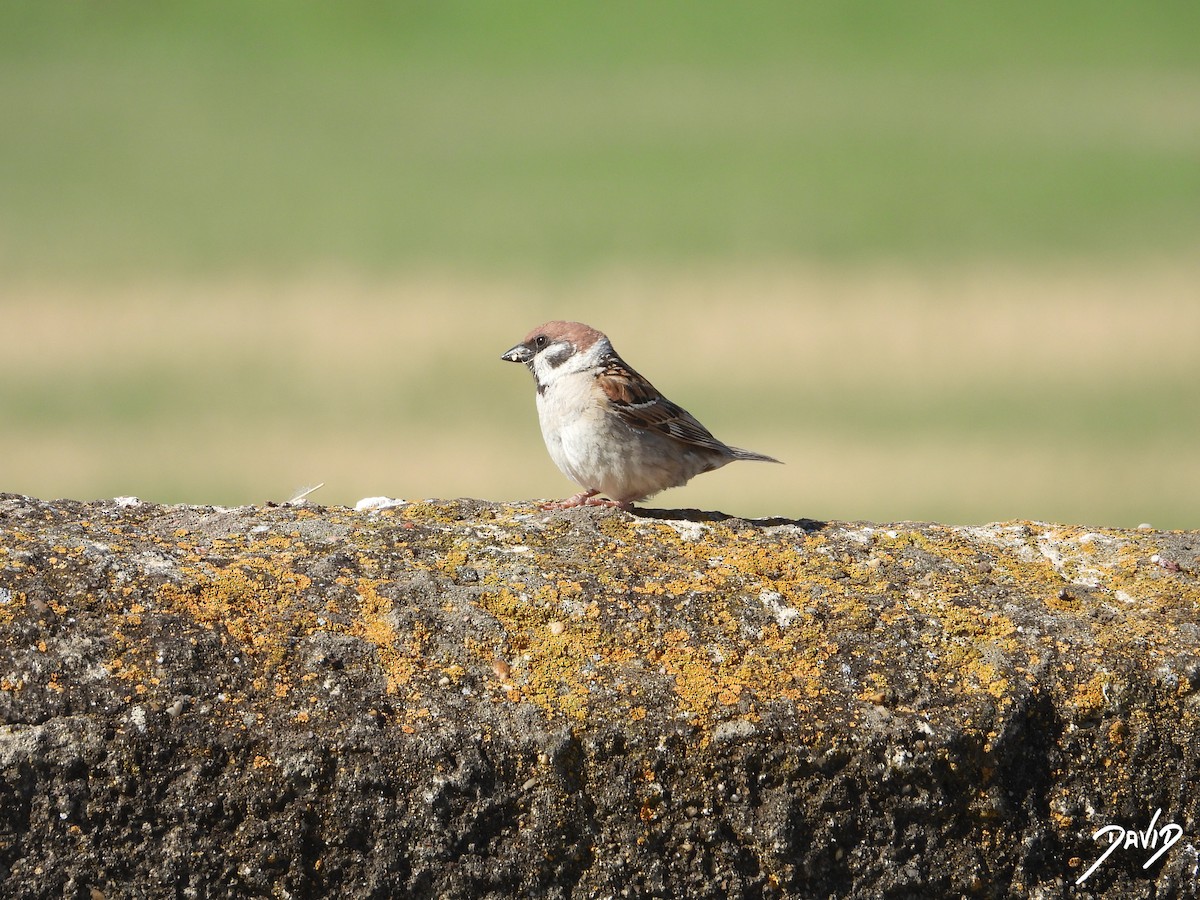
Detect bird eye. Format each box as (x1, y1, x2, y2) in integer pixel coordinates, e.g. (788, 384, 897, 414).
(534, 335, 548, 349)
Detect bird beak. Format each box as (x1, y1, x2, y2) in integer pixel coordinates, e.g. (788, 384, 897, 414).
(501, 343, 533, 364)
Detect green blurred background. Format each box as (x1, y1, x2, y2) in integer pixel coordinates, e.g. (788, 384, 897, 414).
(2, 1, 1198, 526)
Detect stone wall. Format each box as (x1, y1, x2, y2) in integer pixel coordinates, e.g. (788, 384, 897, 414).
(1, 494, 1197, 898)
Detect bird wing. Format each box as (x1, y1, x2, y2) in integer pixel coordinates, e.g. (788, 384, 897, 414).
(595, 355, 732, 454)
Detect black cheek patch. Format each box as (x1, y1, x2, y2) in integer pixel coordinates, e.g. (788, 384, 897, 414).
(544, 344, 573, 369)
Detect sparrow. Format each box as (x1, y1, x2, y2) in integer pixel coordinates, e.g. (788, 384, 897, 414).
(501, 320, 781, 509)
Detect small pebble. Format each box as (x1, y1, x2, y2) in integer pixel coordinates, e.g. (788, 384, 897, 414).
(491, 658, 512, 681)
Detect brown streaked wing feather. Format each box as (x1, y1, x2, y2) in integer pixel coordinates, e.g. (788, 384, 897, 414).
(595, 356, 732, 454)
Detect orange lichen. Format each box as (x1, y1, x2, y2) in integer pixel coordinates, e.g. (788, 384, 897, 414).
(158, 556, 312, 669)
(2, 497, 1197, 756)
(350, 577, 430, 695)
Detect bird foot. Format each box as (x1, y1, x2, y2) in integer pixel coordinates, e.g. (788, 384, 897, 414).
(542, 491, 632, 511)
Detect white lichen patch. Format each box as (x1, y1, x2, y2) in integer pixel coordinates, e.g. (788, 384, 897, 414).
(837, 525, 878, 546)
(134, 550, 179, 577)
(954, 523, 1041, 563)
(1037, 528, 1129, 589)
(759, 590, 801, 627)
(663, 521, 710, 543)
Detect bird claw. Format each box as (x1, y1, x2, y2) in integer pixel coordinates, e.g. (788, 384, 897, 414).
(542, 491, 632, 511)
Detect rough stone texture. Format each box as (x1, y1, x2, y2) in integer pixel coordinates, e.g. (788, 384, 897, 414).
(0, 493, 1198, 899)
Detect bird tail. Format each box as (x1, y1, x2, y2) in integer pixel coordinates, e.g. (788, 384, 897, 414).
(729, 447, 783, 464)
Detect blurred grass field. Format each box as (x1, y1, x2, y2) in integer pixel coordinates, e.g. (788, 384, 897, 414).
(2, 2, 1198, 527)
